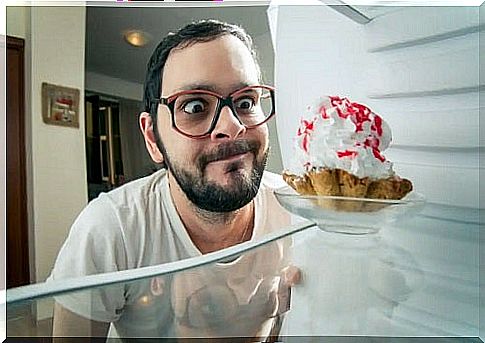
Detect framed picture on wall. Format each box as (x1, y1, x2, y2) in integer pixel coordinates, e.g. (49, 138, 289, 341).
(41, 82, 80, 128)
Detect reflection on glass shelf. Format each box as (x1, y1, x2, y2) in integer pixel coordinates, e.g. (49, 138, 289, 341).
(6, 223, 312, 341)
(5, 205, 482, 340)
(281, 204, 481, 338)
(284, 227, 425, 336)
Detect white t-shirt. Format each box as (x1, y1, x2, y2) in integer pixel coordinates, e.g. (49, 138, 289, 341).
(48, 169, 292, 339)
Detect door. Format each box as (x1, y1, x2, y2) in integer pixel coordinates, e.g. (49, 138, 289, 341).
(6, 36, 30, 288)
(85, 94, 125, 201)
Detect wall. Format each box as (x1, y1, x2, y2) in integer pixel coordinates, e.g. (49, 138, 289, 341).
(6, 7, 29, 39)
(29, 7, 87, 285)
(85, 71, 143, 101)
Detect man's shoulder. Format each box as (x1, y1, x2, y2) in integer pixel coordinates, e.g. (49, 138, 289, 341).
(67, 169, 169, 264)
(70, 171, 167, 234)
(98, 169, 167, 205)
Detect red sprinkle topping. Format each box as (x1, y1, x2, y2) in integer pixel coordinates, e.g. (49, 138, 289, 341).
(372, 148, 386, 162)
(374, 115, 383, 136)
(302, 136, 309, 153)
(327, 96, 374, 132)
(364, 137, 380, 149)
(297, 119, 314, 135)
(299, 96, 388, 165)
(329, 96, 350, 119)
(349, 102, 371, 132)
(337, 150, 358, 159)
(297, 118, 316, 153)
(319, 105, 329, 119)
(329, 95, 344, 105)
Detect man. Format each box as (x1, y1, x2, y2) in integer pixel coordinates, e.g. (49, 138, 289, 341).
(49, 19, 298, 341)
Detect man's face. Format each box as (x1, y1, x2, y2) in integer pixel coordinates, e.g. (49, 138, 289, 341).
(154, 34, 269, 212)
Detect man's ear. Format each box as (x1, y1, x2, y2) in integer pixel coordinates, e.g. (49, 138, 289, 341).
(139, 112, 164, 164)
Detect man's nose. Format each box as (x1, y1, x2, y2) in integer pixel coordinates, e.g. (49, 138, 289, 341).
(210, 105, 246, 141)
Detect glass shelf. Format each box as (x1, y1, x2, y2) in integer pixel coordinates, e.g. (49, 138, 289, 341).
(4, 204, 482, 342)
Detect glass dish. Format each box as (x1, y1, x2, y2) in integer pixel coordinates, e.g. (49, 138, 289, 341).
(274, 186, 426, 235)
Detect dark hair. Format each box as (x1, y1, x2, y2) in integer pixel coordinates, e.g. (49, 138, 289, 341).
(142, 19, 261, 117)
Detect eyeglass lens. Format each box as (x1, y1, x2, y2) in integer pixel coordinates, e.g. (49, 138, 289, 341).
(172, 87, 273, 136)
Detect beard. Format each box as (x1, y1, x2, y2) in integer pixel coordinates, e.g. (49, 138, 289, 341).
(154, 132, 268, 213)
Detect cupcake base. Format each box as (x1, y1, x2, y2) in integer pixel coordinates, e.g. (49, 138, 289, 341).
(283, 168, 413, 212)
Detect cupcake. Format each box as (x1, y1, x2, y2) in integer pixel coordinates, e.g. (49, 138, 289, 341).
(283, 96, 412, 211)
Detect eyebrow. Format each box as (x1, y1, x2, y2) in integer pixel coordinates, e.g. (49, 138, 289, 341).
(174, 81, 255, 95)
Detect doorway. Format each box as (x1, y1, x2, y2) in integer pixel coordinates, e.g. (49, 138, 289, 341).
(85, 94, 125, 201)
(6, 36, 30, 288)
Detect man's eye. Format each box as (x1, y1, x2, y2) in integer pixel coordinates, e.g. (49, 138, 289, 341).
(183, 100, 206, 114)
(235, 97, 255, 111)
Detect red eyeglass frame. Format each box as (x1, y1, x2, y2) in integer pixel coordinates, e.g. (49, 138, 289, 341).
(155, 85, 276, 139)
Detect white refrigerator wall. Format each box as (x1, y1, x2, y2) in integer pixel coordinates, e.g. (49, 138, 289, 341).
(270, 3, 481, 337)
(480, 4, 485, 340)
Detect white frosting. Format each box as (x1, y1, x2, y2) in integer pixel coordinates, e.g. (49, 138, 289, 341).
(295, 96, 394, 179)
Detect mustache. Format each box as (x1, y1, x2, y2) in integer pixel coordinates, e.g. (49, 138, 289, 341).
(197, 140, 260, 171)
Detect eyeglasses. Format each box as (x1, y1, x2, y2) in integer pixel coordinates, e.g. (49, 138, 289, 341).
(154, 85, 275, 139)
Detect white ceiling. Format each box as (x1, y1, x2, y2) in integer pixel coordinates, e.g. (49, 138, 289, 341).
(85, 5, 272, 85)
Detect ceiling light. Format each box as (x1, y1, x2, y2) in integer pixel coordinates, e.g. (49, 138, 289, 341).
(123, 30, 151, 47)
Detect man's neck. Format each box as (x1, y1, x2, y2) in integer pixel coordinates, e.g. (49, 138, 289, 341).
(167, 174, 255, 254)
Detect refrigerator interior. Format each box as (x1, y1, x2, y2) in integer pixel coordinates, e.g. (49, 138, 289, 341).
(269, 2, 483, 338)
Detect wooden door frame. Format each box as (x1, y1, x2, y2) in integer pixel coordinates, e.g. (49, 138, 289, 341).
(7, 35, 30, 288)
